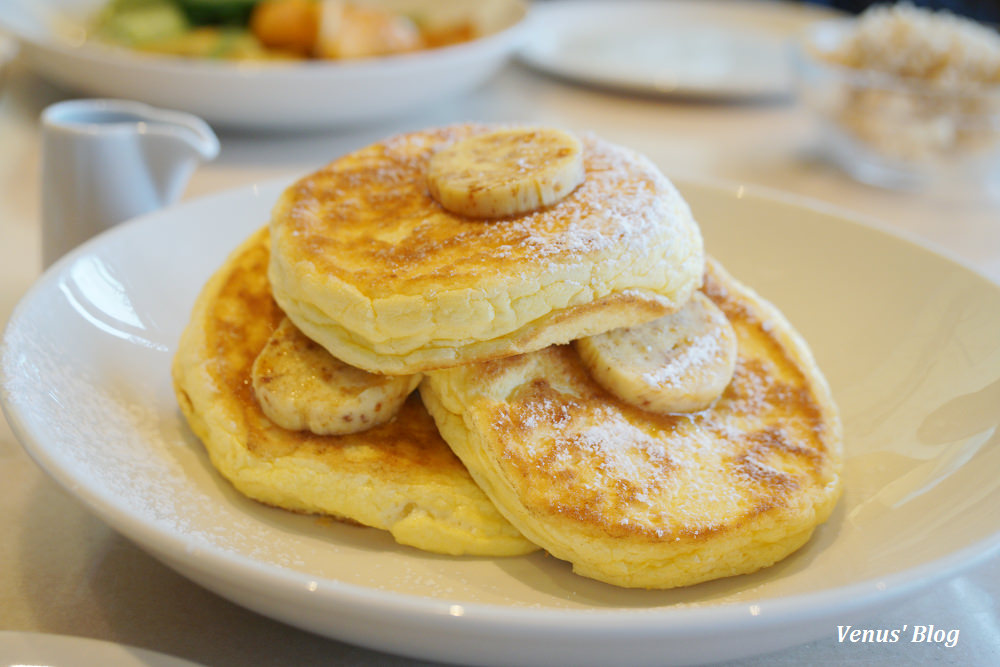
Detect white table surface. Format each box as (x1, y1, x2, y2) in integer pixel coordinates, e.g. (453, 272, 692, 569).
(2, 31, 1000, 667)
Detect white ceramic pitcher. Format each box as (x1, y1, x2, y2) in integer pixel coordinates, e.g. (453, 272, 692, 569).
(40, 99, 220, 268)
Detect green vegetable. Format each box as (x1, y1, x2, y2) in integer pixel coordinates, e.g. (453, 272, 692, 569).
(203, 27, 264, 58)
(175, 0, 261, 26)
(94, 0, 190, 46)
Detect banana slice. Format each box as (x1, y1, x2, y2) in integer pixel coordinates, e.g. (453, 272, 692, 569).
(427, 127, 585, 218)
(252, 318, 421, 435)
(575, 292, 737, 414)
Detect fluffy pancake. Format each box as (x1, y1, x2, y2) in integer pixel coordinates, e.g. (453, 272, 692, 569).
(420, 258, 843, 588)
(268, 123, 704, 375)
(172, 227, 537, 556)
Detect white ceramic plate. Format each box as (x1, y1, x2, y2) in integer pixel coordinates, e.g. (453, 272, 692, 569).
(0, 631, 203, 667)
(519, 0, 839, 100)
(4, 179, 1000, 667)
(0, 0, 527, 131)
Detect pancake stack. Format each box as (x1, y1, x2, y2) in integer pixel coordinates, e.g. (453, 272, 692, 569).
(173, 123, 843, 588)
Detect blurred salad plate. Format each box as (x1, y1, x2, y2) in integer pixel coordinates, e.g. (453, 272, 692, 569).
(0, 0, 529, 130)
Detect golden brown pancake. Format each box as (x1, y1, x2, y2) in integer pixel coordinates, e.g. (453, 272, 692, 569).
(172, 227, 537, 556)
(420, 258, 843, 587)
(268, 123, 704, 375)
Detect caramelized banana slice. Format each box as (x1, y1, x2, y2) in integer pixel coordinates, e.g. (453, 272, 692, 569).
(427, 127, 585, 218)
(252, 318, 421, 435)
(575, 292, 737, 414)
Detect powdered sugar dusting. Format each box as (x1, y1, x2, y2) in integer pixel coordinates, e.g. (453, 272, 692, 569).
(279, 124, 686, 284)
(486, 272, 835, 540)
(551, 407, 669, 493)
(498, 383, 743, 537)
(642, 330, 726, 389)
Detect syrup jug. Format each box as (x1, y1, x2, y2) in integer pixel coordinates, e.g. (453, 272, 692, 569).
(40, 99, 219, 268)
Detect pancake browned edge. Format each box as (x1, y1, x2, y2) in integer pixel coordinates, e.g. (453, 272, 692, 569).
(420, 258, 843, 588)
(172, 227, 537, 557)
(268, 123, 704, 375)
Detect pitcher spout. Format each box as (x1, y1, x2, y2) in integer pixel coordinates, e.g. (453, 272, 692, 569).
(140, 108, 220, 207)
(40, 98, 220, 268)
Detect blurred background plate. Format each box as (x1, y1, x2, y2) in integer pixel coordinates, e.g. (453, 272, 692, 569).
(519, 0, 840, 101)
(0, 0, 528, 131)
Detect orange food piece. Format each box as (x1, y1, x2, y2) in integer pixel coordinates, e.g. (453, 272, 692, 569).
(250, 0, 319, 56)
(314, 2, 422, 59)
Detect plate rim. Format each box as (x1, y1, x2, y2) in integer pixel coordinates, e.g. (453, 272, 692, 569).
(3, 175, 1000, 641)
(517, 0, 844, 100)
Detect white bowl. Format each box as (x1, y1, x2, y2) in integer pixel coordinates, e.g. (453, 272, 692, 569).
(0, 0, 528, 131)
(3, 178, 1000, 666)
(792, 17, 1000, 190)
